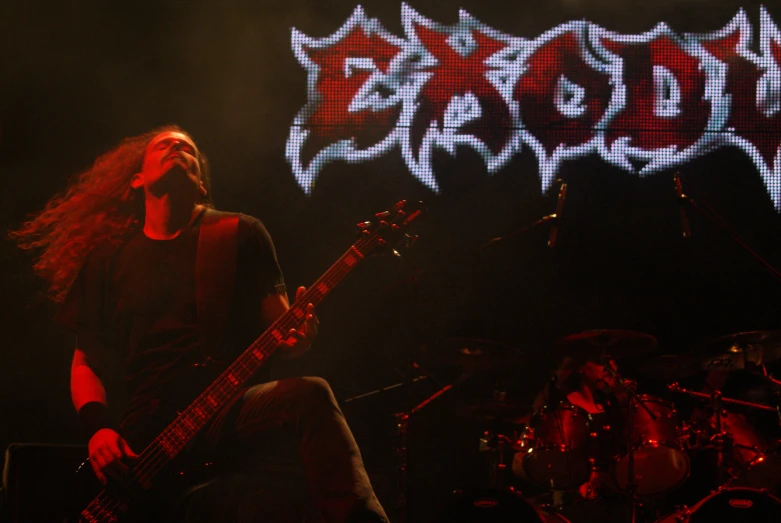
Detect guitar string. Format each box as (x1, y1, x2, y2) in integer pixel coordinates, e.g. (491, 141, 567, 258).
(90, 231, 377, 518)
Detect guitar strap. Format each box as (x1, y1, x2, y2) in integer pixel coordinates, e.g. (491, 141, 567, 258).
(196, 208, 240, 364)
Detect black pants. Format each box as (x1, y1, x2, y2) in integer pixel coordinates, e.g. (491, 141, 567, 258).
(190, 376, 389, 523)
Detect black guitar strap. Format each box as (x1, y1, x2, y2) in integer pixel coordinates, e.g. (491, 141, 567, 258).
(196, 208, 240, 364)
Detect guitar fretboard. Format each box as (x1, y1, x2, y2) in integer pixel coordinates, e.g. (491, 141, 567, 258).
(142, 238, 376, 466)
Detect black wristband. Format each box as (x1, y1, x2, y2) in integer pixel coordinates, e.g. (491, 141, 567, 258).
(77, 401, 114, 437)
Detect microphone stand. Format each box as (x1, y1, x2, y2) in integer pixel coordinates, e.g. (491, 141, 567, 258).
(481, 179, 567, 251)
(675, 174, 781, 284)
(393, 372, 472, 521)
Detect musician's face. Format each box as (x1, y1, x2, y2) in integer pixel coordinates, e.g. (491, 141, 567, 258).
(131, 131, 205, 198)
(581, 360, 617, 388)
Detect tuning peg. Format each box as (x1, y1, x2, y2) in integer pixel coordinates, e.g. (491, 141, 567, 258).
(357, 221, 372, 231)
(375, 210, 391, 220)
(394, 200, 407, 210)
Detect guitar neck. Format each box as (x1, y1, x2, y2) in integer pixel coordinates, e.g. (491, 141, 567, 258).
(137, 232, 378, 468)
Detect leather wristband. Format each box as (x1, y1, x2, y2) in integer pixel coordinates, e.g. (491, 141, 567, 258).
(77, 401, 114, 437)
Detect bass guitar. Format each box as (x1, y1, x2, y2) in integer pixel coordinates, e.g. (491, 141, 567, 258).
(67, 201, 423, 522)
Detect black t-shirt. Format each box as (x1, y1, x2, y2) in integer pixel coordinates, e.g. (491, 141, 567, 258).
(56, 211, 286, 445)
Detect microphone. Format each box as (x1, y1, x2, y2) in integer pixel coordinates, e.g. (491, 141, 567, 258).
(594, 378, 616, 410)
(548, 181, 567, 248)
(674, 173, 691, 239)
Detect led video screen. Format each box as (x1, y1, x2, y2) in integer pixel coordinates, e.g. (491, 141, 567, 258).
(288, 4, 781, 209)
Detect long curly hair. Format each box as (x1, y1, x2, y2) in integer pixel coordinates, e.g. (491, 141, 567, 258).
(10, 125, 212, 303)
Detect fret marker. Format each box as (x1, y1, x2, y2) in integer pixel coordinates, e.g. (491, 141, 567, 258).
(349, 246, 365, 260)
(227, 374, 238, 385)
(317, 282, 330, 295)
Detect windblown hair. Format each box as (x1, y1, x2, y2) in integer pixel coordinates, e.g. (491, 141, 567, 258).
(10, 125, 211, 303)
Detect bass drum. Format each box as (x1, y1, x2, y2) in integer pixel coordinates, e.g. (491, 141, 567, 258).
(436, 488, 546, 523)
(654, 487, 781, 523)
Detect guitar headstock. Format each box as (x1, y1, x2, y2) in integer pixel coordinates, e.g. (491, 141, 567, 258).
(355, 200, 425, 256)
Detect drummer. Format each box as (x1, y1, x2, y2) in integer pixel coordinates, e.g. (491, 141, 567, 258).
(513, 355, 625, 506)
(531, 356, 623, 415)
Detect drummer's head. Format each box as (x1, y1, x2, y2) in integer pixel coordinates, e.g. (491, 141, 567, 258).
(578, 358, 618, 388)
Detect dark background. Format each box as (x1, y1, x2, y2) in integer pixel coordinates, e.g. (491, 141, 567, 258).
(2, 1, 781, 520)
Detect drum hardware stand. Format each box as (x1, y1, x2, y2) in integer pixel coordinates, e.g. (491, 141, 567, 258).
(478, 431, 514, 489)
(753, 364, 781, 428)
(667, 383, 777, 413)
(707, 389, 736, 477)
(392, 371, 472, 522)
(602, 362, 658, 523)
(756, 363, 781, 388)
(669, 382, 778, 482)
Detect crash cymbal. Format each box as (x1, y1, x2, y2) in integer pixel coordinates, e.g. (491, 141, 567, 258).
(553, 330, 657, 360)
(698, 330, 781, 371)
(457, 399, 534, 424)
(639, 354, 700, 381)
(423, 337, 524, 371)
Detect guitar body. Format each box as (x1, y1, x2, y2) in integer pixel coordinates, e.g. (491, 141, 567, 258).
(65, 456, 212, 523)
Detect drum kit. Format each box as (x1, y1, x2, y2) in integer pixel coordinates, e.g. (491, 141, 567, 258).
(404, 329, 781, 522)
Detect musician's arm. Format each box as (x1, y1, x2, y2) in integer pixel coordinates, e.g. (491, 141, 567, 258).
(71, 347, 138, 484)
(70, 348, 106, 411)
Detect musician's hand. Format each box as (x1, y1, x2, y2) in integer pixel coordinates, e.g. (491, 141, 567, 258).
(281, 286, 318, 358)
(88, 428, 139, 485)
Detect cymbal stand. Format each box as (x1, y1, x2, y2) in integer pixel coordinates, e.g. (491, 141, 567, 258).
(675, 174, 781, 284)
(706, 389, 736, 477)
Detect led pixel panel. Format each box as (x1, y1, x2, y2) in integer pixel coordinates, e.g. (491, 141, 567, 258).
(288, 4, 781, 209)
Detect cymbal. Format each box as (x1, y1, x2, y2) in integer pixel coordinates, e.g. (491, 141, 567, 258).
(554, 330, 657, 360)
(457, 399, 534, 424)
(423, 337, 524, 371)
(639, 354, 700, 381)
(698, 330, 781, 371)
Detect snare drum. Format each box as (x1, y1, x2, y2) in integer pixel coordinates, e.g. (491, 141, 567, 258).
(613, 395, 689, 496)
(654, 487, 781, 523)
(521, 403, 593, 490)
